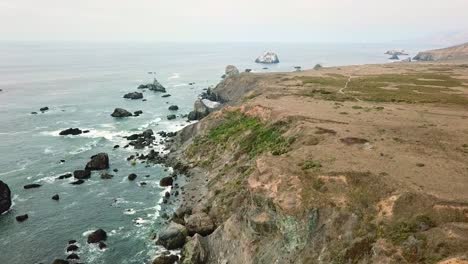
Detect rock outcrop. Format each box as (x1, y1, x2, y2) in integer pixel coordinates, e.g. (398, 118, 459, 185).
(385, 49, 408, 56)
(225, 65, 239, 77)
(389, 54, 400, 60)
(59, 128, 83, 136)
(187, 99, 221, 121)
(85, 153, 109, 170)
(123, 92, 143, 100)
(111, 108, 133, 118)
(0, 181, 12, 214)
(413, 42, 468, 61)
(87, 229, 107, 243)
(138, 78, 167, 93)
(255, 52, 280, 64)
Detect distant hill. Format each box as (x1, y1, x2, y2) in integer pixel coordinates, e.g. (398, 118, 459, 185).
(414, 42, 468, 61)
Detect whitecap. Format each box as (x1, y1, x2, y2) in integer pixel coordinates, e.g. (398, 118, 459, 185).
(172, 83, 187, 87)
(69, 140, 99, 155)
(168, 73, 180, 80)
(44, 147, 54, 154)
(124, 208, 136, 215)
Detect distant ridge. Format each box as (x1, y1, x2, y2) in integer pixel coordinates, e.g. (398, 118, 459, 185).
(414, 42, 468, 61)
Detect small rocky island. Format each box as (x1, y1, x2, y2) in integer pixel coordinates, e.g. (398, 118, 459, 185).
(255, 51, 280, 64)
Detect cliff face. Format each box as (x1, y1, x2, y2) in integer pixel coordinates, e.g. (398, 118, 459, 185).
(414, 42, 468, 61)
(167, 64, 468, 264)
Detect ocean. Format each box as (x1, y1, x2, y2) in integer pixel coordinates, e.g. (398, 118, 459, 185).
(0, 41, 436, 263)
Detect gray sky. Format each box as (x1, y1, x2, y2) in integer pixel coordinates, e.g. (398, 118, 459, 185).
(1, 0, 468, 43)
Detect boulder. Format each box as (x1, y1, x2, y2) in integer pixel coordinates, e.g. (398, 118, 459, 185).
(24, 184, 41, 189)
(168, 105, 179, 111)
(0, 181, 12, 214)
(66, 244, 79, 252)
(255, 52, 280, 64)
(128, 173, 137, 181)
(153, 254, 179, 264)
(123, 92, 143, 100)
(73, 170, 91, 179)
(167, 114, 176, 120)
(52, 194, 60, 201)
(188, 99, 221, 121)
(40, 106, 49, 112)
(87, 229, 107, 243)
(138, 78, 167, 92)
(160, 177, 173, 187)
(184, 212, 215, 236)
(156, 222, 188, 250)
(66, 253, 79, 260)
(225, 65, 239, 77)
(85, 153, 109, 170)
(181, 234, 208, 264)
(16, 214, 28, 222)
(111, 108, 133, 118)
(59, 128, 83, 136)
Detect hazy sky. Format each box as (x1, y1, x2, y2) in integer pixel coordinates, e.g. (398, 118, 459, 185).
(1, 0, 468, 43)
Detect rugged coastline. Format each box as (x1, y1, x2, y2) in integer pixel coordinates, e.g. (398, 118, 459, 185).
(155, 63, 468, 263)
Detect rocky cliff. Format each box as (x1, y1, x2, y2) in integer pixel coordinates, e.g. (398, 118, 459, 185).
(414, 42, 468, 61)
(160, 64, 468, 264)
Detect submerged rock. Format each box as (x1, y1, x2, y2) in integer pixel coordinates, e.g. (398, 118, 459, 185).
(87, 229, 107, 243)
(57, 173, 72, 180)
(111, 108, 133, 118)
(0, 181, 12, 214)
(59, 128, 83, 136)
(255, 52, 280, 64)
(100, 172, 113, 179)
(85, 153, 109, 170)
(156, 222, 188, 250)
(123, 92, 143, 100)
(70, 179, 85, 185)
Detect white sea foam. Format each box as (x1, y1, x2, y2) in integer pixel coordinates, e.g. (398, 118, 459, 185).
(124, 208, 136, 215)
(168, 73, 180, 80)
(69, 140, 100, 155)
(172, 83, 187, 87)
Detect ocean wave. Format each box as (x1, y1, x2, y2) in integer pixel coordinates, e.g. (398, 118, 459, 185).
(172, 83, 187, 87)
(168, 73, 180, 80)
(69, 140, 100, 155)
(0, 159, 34, 176)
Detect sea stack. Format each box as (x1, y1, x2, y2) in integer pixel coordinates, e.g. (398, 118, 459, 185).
(255, 52, 280, 64)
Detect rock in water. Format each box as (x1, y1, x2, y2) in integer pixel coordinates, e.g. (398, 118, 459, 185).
(66, 244, 79, 252)
(87, 229, 107, 243)
(59, 128, 83, 136)
(111, 108, 133, 118)
(128, 173, 137, 181)
(389, 54, 400, 60)
(153, 254, 179, 264)
(52, 194, 60, 201)
(156, 222, 188, 250)
(23, 184, 42, 189)
(255, 52, 280, 64)
(225, 65, 240, 77)
(85, 153, 109, 170)
(138, 78, 167, 92)
(123, 92, 143, 100)
(70, 179, 85, 185)
(413, 52, 434, 61)
(385, 49, 408, 56)
(167, 114, 176, 120)
(73, 170, 91, 179)
(40, 106, 49, 112)
(160, 177, 173, 187)
(0, 181, 12, 214)
(16, 214, 29, 222)
(168, 105, 179, 111)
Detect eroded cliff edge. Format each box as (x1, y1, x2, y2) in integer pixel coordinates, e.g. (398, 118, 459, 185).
(161, 63, 468, 264)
